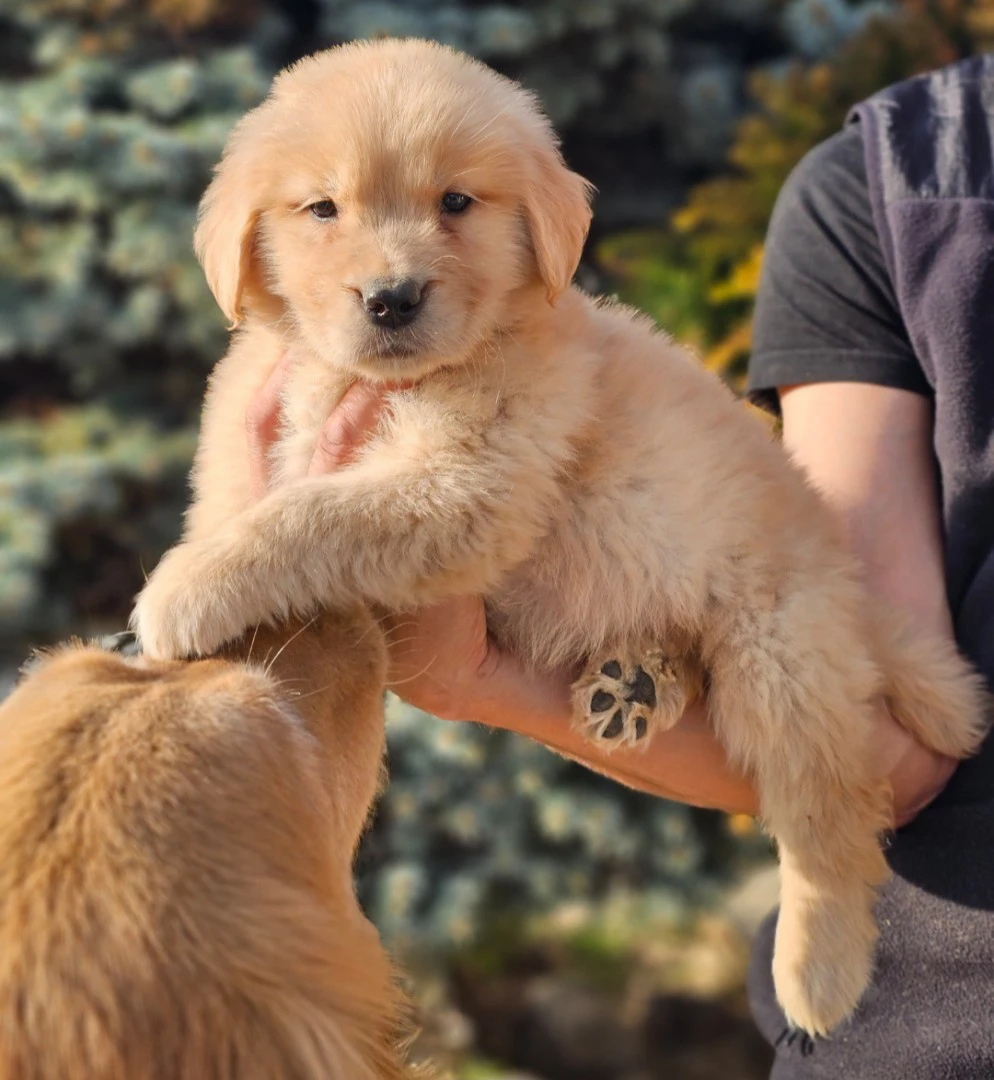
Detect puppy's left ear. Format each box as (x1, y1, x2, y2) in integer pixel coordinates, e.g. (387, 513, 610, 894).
(522, 133, 594, 304)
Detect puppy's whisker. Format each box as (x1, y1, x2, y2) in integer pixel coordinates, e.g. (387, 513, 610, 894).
(352, 614, 399, 646)
(246, 622, 261, 663)
(263, 615, 321, 677)
(284, 681, 337, 705)
(419, 667, 464, 696)
(379, 623, 422, 643)
(270, 675, 308, 689)
(378, 636, 422, 652)
(425, 254, 464, 272)
(495, 328, 510, 393)
(267, 675, 311, 697)
(387, 655, 439, 688)
(444, 167, 481, 182)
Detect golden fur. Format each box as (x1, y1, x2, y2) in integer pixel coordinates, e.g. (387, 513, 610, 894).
(132, 39, 989, 1035)
(0, 612, 412, 1079)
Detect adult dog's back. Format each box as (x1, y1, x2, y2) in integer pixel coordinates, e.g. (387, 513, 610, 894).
(0, 611, 408, 1080)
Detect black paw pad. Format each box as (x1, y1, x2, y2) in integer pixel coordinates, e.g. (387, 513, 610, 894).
(634, 716, 647, 740)
(602, 710, 624, 738)
(600, 660, 623, 680)
(625, 665, 657, 709)
(590, 690, 615, 713)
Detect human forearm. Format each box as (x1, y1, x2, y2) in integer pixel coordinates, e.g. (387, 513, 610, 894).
(454, 647, 758, 813)
(453, 643, 946, 823)
(779, 383, 960, 824)
(780, 383, 952, 638)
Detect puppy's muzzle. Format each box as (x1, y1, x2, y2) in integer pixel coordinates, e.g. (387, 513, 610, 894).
(362, 278, 423, 330)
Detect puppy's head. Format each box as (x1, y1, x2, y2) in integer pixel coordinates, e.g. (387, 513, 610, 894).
(195, 39, 593, 381)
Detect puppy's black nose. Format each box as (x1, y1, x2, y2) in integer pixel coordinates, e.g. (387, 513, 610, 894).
(363, 279, 423, 329)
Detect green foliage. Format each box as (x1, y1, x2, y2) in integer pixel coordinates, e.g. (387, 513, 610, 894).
(455, 1060, 510, 1080)
(0, 1, 280, 645)
(10, 0, 261, 34)
(598, 0, 992, 386)
(0, 406, 195, 636)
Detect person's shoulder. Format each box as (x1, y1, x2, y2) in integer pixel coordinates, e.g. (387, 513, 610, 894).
(773, 124, 867, 226)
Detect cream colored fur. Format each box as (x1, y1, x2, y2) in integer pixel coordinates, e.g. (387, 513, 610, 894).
(0, 612, 414, 1079)
(132, 39, 989, 1036)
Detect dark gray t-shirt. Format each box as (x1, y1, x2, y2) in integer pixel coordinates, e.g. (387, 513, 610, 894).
(748, 124, 931, 411)
(746, 107, 994, 1077)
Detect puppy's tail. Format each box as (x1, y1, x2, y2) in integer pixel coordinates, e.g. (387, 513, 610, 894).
(872, 611, 991, 760)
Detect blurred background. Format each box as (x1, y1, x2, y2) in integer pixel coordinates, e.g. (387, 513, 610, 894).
(1, 1, 992, 1076)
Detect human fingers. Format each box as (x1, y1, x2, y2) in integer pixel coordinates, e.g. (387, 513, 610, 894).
(245, 351, 296, 498)
(871, 705, 957, 827)
(889, 740, 956, 827)
(307, 380, 392, 475)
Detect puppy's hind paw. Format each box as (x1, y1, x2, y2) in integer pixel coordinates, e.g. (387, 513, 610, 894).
(571, 650, 687, 751)
(772, 879, 877, 1037)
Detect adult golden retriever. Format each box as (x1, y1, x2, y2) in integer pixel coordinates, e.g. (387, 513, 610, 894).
(132, 38, 988, 1035)
(0, 613, 412, 1079)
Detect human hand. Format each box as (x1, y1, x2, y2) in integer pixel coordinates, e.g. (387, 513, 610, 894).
(245, 351, 393, 498)
(871, 709, 957, 827)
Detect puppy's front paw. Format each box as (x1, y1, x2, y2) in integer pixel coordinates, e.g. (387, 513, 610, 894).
(571, 650, 687, 751)
(131, 541, 254, 660)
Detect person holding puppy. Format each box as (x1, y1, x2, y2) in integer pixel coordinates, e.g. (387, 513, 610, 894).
(246, 55, 994, 1080)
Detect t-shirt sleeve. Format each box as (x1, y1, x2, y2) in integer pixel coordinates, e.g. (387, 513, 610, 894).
(746, 122, 931, 413)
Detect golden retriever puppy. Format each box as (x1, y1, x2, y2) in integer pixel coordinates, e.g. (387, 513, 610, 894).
(0, 611, 412, 1080)
(131, 39, 988, 1036)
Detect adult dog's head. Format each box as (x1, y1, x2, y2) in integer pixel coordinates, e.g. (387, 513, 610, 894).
(0, 613, 412, 1080)
(195, 39, 593, 381)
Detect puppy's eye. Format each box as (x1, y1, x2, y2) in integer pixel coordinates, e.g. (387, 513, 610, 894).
(309, 199, 338, 220)
(441, 192, 472, 214)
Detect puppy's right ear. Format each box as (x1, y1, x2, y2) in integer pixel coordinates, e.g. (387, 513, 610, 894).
(194, 122, 268, 328)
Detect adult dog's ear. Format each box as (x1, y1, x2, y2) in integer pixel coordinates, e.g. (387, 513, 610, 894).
(194, 116, 272, 328)
(521, 126, 594, 304)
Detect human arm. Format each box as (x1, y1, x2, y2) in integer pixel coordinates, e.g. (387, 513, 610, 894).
(378, 523, 951, 823)
(747, 124, 958, 822)
(778, 383, 957, 822)
(381, 589, 758, 812)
